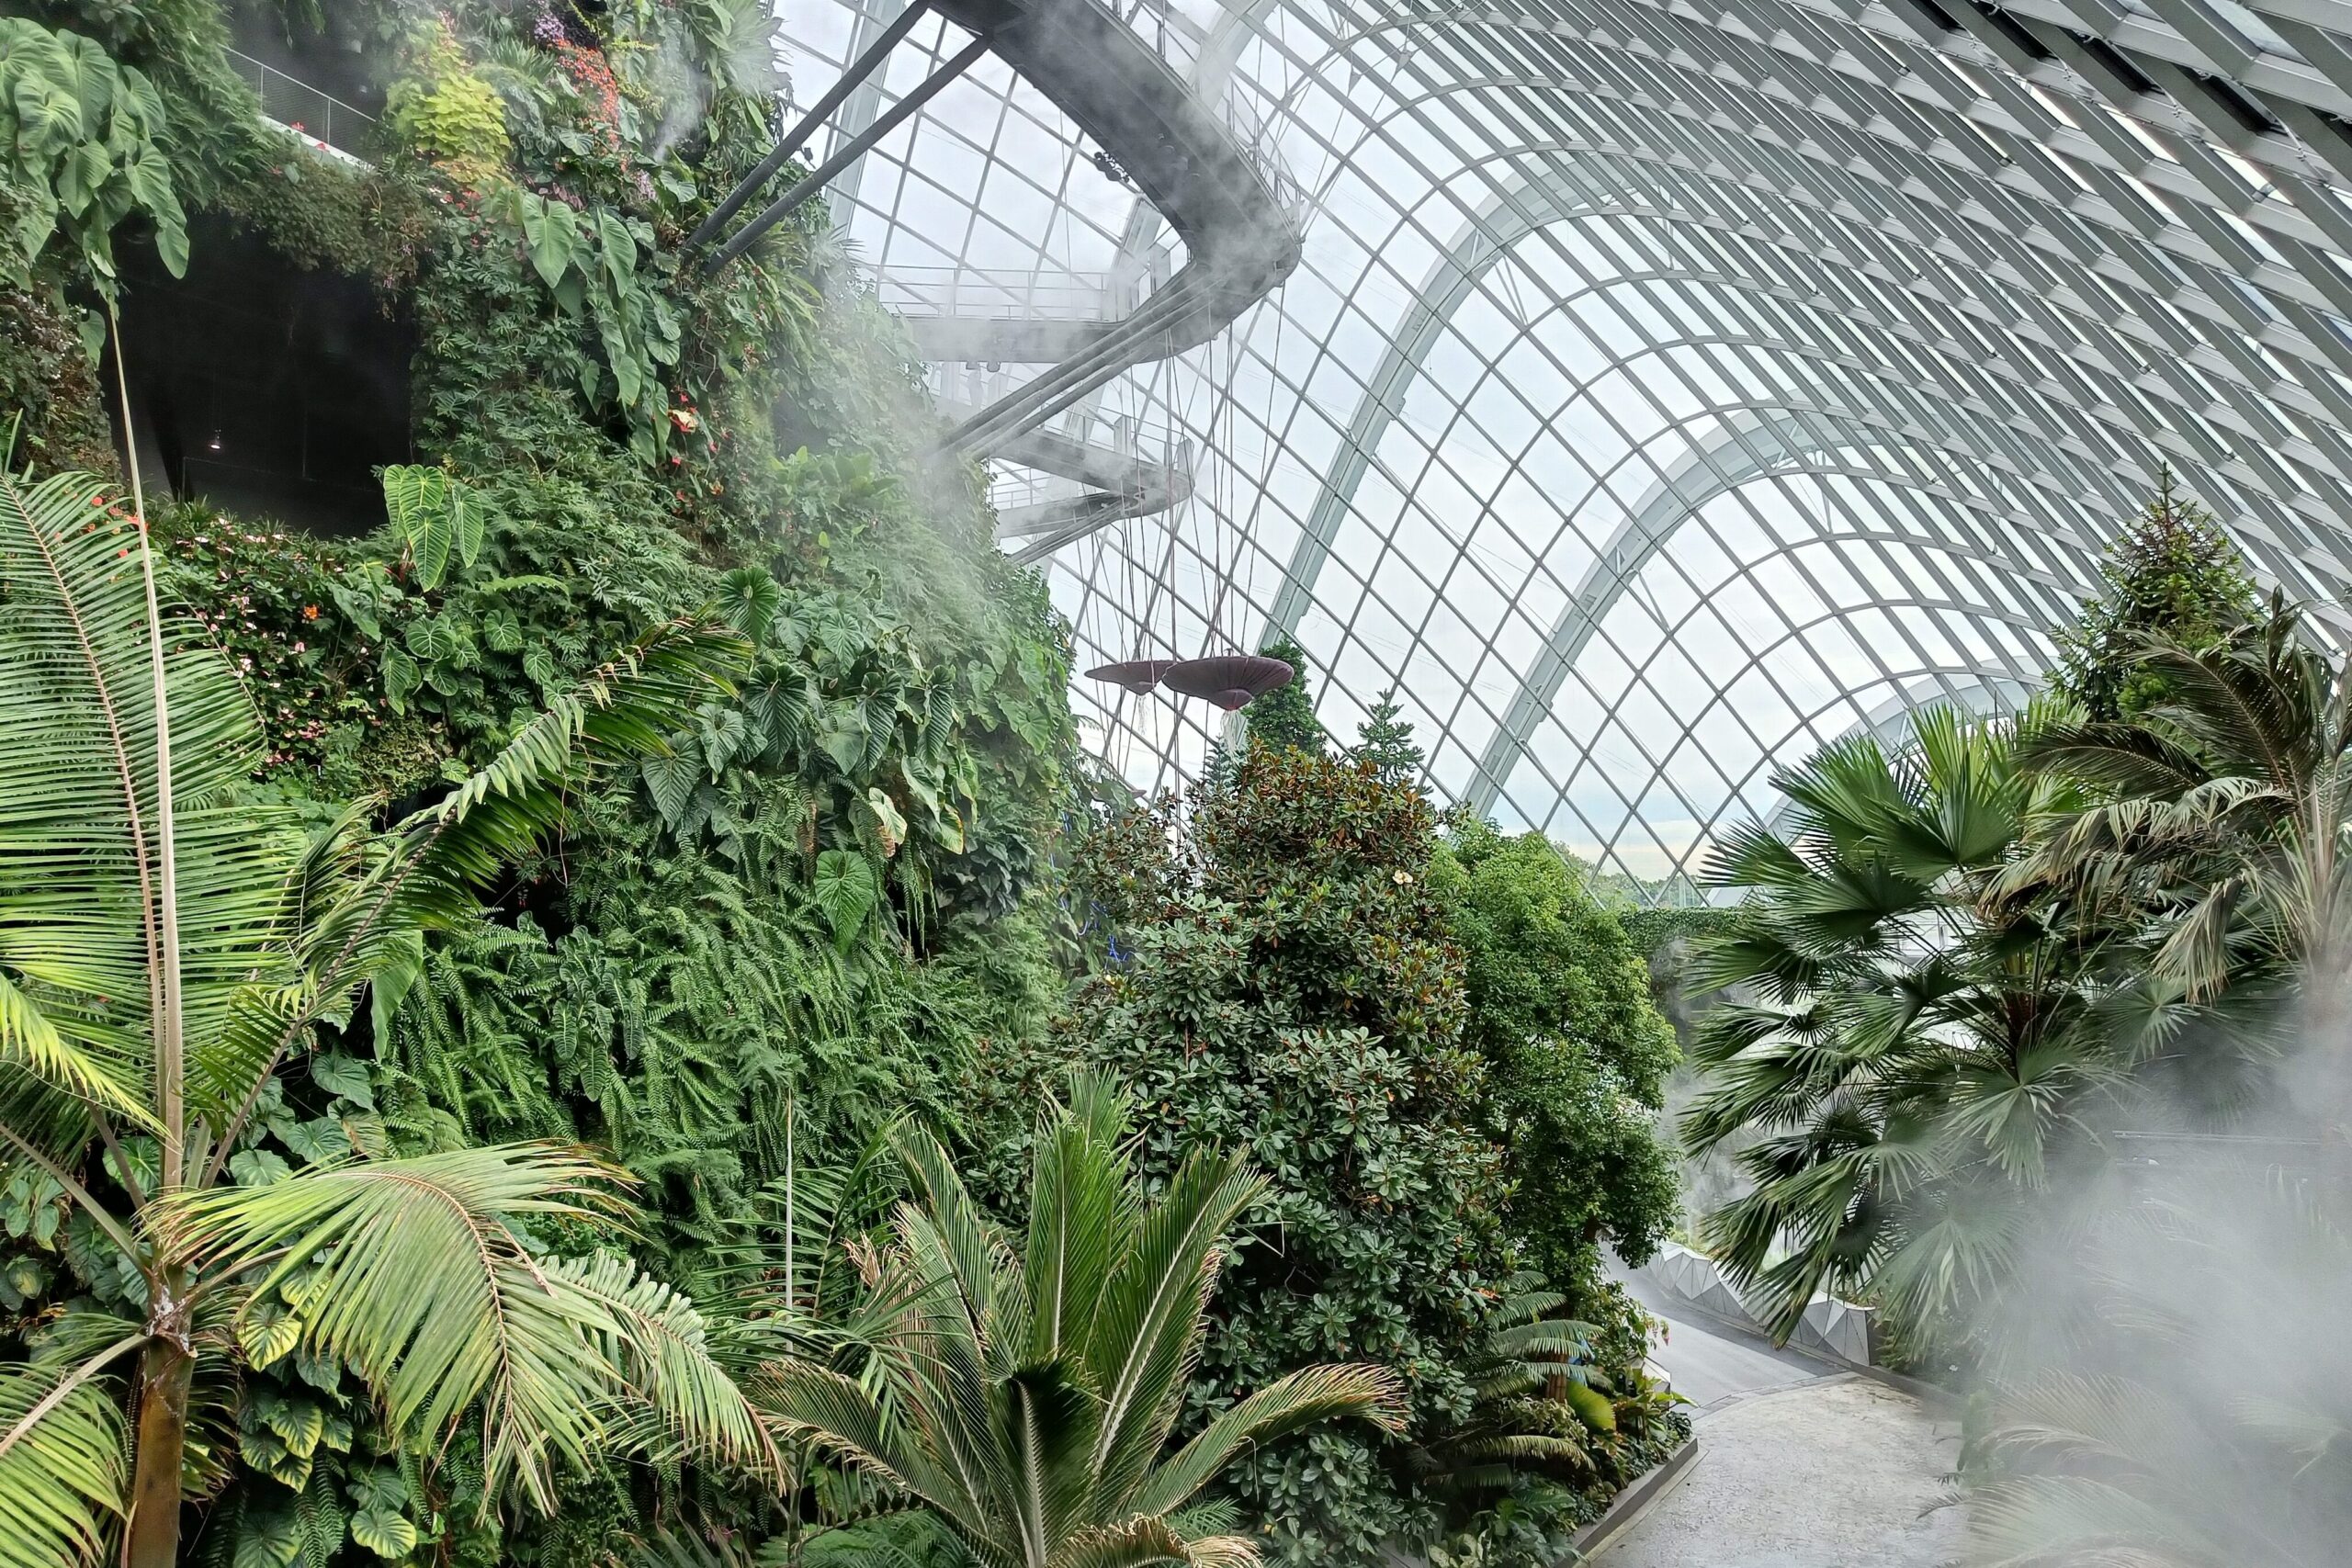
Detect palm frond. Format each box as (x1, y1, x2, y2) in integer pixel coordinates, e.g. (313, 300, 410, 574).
(1127, 1363, 1403, 1517)
(0, 1348, 130, 1568)
(158, 1143, 735, 1514)
(0, 464, 309, 1137)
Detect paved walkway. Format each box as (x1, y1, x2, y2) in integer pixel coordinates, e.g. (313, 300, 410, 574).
(1597, 1292, 1966, 1567)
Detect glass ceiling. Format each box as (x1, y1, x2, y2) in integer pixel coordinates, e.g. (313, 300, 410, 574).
(775, 0, 2352, 889)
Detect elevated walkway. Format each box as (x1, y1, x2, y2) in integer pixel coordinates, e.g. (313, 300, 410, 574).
(947, 403, 1193, 560)
(918, 0, 1301, 457)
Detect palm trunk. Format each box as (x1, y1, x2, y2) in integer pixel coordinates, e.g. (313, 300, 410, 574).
(122, 1337, 193, 1568)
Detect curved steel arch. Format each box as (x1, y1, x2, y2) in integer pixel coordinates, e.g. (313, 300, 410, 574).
(1474, 518, 2064, 838)
(1261, 164, 2129, 648)
(780, 0, 2352, 892)
(1459, 407, 2066, 816)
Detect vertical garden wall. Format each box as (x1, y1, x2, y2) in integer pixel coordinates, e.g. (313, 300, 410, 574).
(0, 5, 1690, 1566)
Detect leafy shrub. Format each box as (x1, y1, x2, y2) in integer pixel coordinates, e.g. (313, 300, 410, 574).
(1057, 744, 1522, 1563)
(387, 16, 514, 175)
(1430, 821, 1681, 1279)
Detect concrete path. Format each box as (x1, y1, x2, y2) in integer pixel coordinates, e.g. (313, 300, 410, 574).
(1597, 1292, 1966, 1567)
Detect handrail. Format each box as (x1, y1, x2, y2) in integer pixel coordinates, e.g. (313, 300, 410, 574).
(223, 48, 379, 162)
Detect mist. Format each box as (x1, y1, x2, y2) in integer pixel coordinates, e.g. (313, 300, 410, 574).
(1961, 1007, 2352, 1567)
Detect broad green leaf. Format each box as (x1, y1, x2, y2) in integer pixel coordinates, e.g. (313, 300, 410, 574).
(642, 749, 698, 828)
(264, 1393, 327, 1460)
(862, 787, 908, 857)
(233, 1505, 303, 1568)
(517, 192, 578, 289)
(231, 1149, 293, 1188)
(716, 567, 780, 644)
(308, 1051, 374, 1111)
(349, 1508, 417, 1559)
(239, 1305, 304, 1369)
(344, 1465, 406, 1515)
(811, 850, 878, 950)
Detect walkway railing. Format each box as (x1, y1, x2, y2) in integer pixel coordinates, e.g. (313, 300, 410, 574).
(224, 48, 380, 164)
(877, 265, 1139, 321)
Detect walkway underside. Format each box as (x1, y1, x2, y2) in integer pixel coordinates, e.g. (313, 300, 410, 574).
(968, 412, 1193, 559)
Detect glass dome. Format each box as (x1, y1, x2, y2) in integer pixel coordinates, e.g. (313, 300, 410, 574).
(773, 0, 2352, 889)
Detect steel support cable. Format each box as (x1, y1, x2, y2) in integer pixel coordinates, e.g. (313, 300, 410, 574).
(703, 35, 992, 276)
(686, 0, 936, 253)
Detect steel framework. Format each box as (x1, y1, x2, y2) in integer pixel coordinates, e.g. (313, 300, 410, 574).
(779, 0, 2352, 890)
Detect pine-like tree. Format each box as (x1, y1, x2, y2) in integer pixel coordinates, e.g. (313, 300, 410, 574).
(1244, 634, 1328, 754)
(2051, 466, 2259, 721)
(1351, 686, 1422, 784)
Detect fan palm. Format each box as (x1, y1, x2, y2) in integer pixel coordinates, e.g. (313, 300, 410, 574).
(0, 464, 772, 1568)
(1682, 705, 2136, 1344)
(751, 1074, 1406, 1568)
(2012, 597, 2352, 1023)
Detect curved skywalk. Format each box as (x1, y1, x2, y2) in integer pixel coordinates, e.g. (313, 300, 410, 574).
(778, 0, 2352, 890)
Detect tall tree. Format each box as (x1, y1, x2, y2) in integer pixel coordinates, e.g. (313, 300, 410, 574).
(0, 465, 763, 1568)
(1242, 637, 1325, 756)
(1430, 822, 1680, 1282)
(1351, 688, 1421, 784)
(2050, 467, 2258, 723)
(1063, 743, 1520, 1563)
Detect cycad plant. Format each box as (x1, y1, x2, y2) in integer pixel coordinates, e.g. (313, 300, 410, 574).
(1402, 1274, 1628, 1506)
(1682, 705, 2125, 1344)
(0, 465, 768, 1568)
(752, 1075, 1406, 1568)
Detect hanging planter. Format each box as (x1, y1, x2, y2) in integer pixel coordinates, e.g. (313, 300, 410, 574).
(1084, 658, 1177, 695)
(1163, 652, 1294, 711)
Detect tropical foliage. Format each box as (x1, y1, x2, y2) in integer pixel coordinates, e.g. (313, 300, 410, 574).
(0, 3, 1693, 1564)
(0, 462, 754, 1568)
(1683, 705, 2132, 1344)
(1048, 740, 1684, 1566)
(754, 1077, 1405, 1568)
(1680, 478, 2352, 1561)
(1430, 822, 1680, 1283)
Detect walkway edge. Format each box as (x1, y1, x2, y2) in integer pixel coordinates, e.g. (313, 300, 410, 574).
(1568, 1435, 1702, 1562)
(1640, 1290, 1958, 1412)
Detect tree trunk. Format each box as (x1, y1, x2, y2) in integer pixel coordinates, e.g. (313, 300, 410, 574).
(122, 1338, 192, 1568)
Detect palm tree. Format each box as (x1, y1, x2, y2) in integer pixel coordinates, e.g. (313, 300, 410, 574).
(1682, 705, 2130, 1345)
(751, 1075, 1405, 1568)
(0, 464, 773, 1568)
(2013, 597, 2352, 1025)
(1956, 597, 2352, 1566)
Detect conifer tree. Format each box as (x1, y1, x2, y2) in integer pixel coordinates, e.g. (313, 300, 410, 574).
(1244, 635, 1327, 754)
(1351, 686, 1422, 784)
(2051, 467, 2258, 721)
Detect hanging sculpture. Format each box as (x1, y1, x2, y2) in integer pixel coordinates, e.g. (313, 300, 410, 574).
(1161, 651, 1293, 710)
